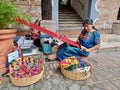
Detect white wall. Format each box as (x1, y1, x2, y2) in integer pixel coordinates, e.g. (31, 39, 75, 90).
(89, 0, 99, 22)
(52, 0, 59, 31)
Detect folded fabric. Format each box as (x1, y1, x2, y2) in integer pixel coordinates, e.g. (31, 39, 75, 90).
(59, 56, 79, 68)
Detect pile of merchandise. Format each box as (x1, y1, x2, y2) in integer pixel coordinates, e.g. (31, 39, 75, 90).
(7, 56, 43, 79)
(59, 56, 91, 75)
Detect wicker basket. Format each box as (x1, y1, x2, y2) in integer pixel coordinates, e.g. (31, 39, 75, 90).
(60, 67, 91, 81)
(9, 67, 44, 86)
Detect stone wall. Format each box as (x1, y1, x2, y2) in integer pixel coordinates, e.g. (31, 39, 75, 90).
(95, 0, 120, 33)
(12, 0, 120, 34)
(11, 0, 41, 22)
(71, 0, 89, 20)
(11, 0, 41, 31)
(12, 0, 57, 34)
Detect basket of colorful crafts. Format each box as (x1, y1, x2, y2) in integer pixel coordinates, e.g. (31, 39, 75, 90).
(7, 56, 44, 86)
(59, 56, 92, 80)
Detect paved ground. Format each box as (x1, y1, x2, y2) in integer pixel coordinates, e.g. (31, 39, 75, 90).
(0, 50, 120, 90)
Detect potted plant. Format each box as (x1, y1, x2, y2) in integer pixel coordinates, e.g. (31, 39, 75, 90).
(0, 0, 29, 74)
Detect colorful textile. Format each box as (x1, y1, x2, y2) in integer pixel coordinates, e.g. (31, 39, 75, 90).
(57, 29, 100, 61)
(59, 56, 78, 68)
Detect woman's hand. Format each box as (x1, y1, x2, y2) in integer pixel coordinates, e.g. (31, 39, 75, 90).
(76, 38, 89, 52)
(87, 44, 100, 52)
(81, 46, 89, 52)
(76, 39, 81, 48)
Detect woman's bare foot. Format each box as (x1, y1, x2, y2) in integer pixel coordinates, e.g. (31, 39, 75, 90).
(47, 53, 57, 61)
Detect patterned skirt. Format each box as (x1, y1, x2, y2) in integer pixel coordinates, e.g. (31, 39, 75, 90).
(57, 43, 89, 61)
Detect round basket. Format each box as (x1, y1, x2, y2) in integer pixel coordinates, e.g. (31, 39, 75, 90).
(9, 67, 44, 86)
(60, 67, 91, 81)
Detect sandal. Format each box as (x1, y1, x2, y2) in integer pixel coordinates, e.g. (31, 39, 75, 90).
(48, 53, 56, 58)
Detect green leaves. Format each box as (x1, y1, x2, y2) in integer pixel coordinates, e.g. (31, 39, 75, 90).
(0, 0, 30, 29)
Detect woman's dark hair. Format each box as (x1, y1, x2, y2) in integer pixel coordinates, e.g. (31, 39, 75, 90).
(83, 19, 93, 25)
(83, 18, 97, 31)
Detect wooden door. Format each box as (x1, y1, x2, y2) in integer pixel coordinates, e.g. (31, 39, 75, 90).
(117, 8, 120, 20)
(41, 0, 52, 20)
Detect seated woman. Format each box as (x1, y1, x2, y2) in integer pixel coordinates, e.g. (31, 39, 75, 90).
(48, 19, 100, 61)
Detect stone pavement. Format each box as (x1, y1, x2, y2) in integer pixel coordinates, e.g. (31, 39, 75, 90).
(1, 33, 120, 90)
(1, 50, 120, 90)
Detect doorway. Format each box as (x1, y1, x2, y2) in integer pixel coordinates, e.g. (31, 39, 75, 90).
(41, 0, 52, 20)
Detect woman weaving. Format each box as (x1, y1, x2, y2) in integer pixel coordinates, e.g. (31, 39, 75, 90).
(48, 19, 100, 61)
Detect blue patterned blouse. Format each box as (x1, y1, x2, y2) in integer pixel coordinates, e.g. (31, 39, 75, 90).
(79, 29, 100, 48)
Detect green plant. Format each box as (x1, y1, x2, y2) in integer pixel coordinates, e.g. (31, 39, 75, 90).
(0, 0, 29, 29)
